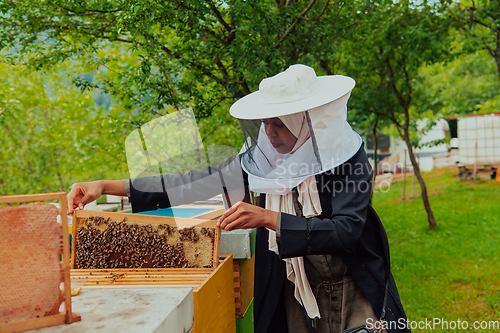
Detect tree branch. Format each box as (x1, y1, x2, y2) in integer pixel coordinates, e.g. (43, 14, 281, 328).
(403, 65, 412, 107)
(303, 0, 332, 22)
(207, 1, 232, 33)
(0, 178, 7, 195)
(239, 75, 251, 96)
(469, 32, 497, 57)
(100, 31, 226, 86)
(319, 59, 333, 75)
(371, 109, 402, 130)
(472, 17, 495, 30)
(275, 0, 286, 8)
(60, 6, 123, 16)
(57, 171, 65, 192)
(274, 0, 317, 48)
(394, 121, 404, 141)
(213, 57, 229, 83)
(379, 46, 410, 110)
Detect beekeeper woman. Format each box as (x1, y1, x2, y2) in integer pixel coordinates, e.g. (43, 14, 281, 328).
(67, 65, 410, 333)
(219, 64, 409, 333)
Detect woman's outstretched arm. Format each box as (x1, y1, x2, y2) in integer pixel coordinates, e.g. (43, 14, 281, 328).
(67, 180, 126, 214)
(67, 154, 247, 214)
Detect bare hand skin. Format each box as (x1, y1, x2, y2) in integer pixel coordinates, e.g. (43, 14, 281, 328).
(217, 201, 277, 231)
(67, 180, 126, 215)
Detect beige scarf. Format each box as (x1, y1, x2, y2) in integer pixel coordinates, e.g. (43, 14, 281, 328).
(266, 176, 322, 319)
(265, 113, 323, 319)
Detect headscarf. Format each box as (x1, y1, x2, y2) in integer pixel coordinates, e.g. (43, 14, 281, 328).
(279, 113, 311, 154)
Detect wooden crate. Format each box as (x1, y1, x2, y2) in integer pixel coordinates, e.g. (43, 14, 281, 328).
(71, 255, 236, 333)
(71, 210, 221, 269)
(0, 193, 81, 333)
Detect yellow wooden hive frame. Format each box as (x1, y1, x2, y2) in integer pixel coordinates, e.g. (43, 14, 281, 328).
(71, 210, 222, 269)
(0, 192, 81, 333)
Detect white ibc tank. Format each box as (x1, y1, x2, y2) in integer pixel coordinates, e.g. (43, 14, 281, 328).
(458, 114, 500, 165)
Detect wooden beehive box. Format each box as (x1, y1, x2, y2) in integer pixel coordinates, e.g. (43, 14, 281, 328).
(0, 193, 81, 333)
(71, 210, 235, 333)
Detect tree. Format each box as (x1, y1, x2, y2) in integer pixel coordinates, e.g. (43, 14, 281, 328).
(0, 0, 370, 122)
(451, 0, 500, 80)
(0, 0, 460, 231)
(0, 62, 131, 195)
(356, 114, 385, 201)
(0, 0, 382, 172)
(418, 50, 500, 117)
(347, 0, 453, 228)
(348, 81, 393, 201)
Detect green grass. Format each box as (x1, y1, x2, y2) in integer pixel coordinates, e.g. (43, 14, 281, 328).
(373, 168, 500, 332)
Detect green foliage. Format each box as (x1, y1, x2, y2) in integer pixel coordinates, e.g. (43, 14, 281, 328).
(0, 0, 370, 121)
(418, 50, 500, 116)
(348, 0, 452, 146)
(450, 0, 500, 80)
(475, 94, 500, 114)
(0, 62, 131, 195)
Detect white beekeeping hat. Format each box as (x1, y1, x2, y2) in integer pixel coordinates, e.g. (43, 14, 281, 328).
(231, 64, 362, 194)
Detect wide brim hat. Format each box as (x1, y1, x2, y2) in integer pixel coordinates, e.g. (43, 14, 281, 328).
(230, 64, 355, 120)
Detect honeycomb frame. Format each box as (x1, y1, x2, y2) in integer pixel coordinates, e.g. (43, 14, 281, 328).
(0, 192, 81, 333)
(71, 210, 221, 271)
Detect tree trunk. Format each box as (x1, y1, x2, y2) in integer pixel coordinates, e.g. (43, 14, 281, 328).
(57, 171, 65, 192)
(0, 178, 7, 195)
(370, 124, 379, 202)
(496, 31, 500, 80)
(402, 130, 437, 228)
(495, 54, 500, 81)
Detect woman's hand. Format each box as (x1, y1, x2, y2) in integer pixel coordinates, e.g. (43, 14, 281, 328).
(67, 181, 105, 215)
(68, 180, 127, 215)
(217, 201, 277, 231)
(67, 180, 127, 214)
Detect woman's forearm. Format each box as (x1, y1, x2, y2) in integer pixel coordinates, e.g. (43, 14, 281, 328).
(101, 179, 127, 197)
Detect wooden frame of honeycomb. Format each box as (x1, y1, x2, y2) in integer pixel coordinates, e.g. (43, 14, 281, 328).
(71, 210, 221, 271)
(0, 192, 81, 333)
